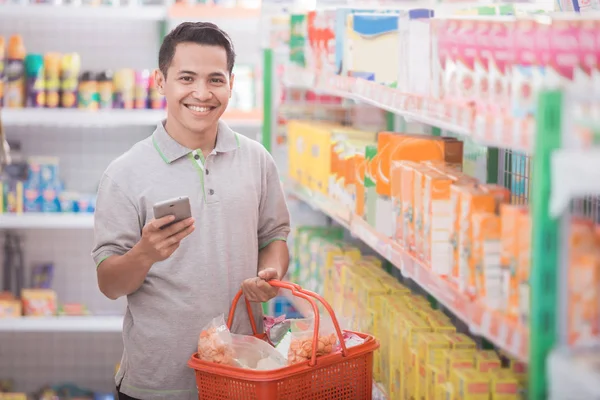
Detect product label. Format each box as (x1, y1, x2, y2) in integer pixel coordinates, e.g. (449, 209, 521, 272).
(549, 19, 579, 82)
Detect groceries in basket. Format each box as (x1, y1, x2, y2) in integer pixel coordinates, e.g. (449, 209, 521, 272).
(197, 315, 287, 371)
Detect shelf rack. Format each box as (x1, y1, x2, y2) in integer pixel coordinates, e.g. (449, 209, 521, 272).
(0, 316, 123, 332)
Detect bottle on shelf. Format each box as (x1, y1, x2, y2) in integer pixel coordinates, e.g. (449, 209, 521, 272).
(60, 53, 81, 109)
(24, 53, 45, 108)
(77, 71, 99, 111)
(97, 70, 114, 110)
(6, 34, 26, 109)
(44, 52, 61, 109)
(0, 37, 5, 108)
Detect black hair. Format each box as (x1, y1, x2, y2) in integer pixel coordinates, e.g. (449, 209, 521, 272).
(158, 22, 236, 77)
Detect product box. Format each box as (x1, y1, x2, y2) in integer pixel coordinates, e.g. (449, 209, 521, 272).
(446, 332, 477, 351)
(417, 333, 453, 399)
(345, 13, 401, 85)
(423, 169, 453, 274)
(453, 369, 491, 399)
(568, 249, 600, 346)
(21, 288, 57, 317)
(475, 350, 502, 373)
(390, 161, 409, 244)
(516, 209, 531, 324)
(472, 211, 503, 306)
(490, 369, 521, 400)
(426, 363, 447, 400)
(457, 187, 496, 293)
(0, 298, 21, 318)
(290, 13, 307, 67)
(407, 9, 435, 96)
(500, 204, 529, 317)
(364, 145, 378, 226)
(307, 9, 337, 74)
(445, 349, 477, 378)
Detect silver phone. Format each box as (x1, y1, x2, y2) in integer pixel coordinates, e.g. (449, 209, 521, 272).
(153, 196, 192, 229)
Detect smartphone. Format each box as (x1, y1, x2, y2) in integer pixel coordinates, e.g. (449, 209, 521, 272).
(153, 196, 192, 229)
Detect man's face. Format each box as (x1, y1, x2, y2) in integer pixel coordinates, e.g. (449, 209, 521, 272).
(157, 42, 234, 135)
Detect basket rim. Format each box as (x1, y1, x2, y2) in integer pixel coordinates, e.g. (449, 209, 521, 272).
(188, 331, 379, 382)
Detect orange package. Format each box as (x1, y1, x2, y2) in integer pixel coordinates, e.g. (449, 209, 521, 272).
(500, 204, 528, 318)
(516, 210, 531, 325)
(413, 164, 433, 258)
(355, 156, 368, 218)
(422, 169, 454, 275)
(479, 183, 511, 212)
(390, 160, 409, 243)
(457, 188, 496, 294)
(374, 133, 464, 198)
(399, 161, 419, 250)
(472, 212, 502, 305)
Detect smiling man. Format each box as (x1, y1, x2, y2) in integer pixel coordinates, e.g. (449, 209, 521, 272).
(91, 23, 290, 400)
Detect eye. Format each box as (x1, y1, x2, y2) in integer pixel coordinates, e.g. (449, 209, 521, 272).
(210, 78, 225, 84)
(180, 76, 193, 82)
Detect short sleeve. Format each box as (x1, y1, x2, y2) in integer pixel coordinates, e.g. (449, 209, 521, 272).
(257, 153, 291, 249)
(91, 174, 142, 267)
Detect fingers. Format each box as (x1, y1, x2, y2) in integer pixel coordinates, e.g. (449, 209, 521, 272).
(149, 215, 176, 231)
(242, 277, 278, 303)
(163, 223, 195, 248)
(160, 217, 195, 239)
(258, 268, 279, 281)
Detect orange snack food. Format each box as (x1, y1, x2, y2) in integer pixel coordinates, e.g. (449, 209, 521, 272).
(288, 332, 338, 365)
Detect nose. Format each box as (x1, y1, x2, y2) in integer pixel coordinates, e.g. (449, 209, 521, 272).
(191, 82, 213, 102)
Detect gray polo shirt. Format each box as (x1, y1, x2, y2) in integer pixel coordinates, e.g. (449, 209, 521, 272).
(91, 120, 290, 400)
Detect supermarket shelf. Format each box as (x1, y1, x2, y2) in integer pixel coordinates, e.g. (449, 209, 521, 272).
(283, 66, 534, 153)
(286, 181, 529, 362)
(285, 184, 351, 230)
(0, 108, 262, 129)
(0, 316, 123, 332)
(1, 109, 165, 127)
(0, 4, 166, 20)
(0, 213, 94, 229)
(168, 3, 261, 19)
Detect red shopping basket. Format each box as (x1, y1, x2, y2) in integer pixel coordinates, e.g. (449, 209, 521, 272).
(188, 280, 379, 400)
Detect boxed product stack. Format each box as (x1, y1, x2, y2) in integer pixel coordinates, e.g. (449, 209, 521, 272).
(290, 225, 529, 399)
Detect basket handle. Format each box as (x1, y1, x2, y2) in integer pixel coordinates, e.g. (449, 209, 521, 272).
(227, 280, 348, 367)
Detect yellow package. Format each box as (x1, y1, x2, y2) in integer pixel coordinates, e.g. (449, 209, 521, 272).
(453, 369, 490, 399)
(426, 363, 447, 400)
(437, 382, 454, 400)
(475, 350, 502, 373)
(417, 334, 453, 399)
(445, 333, 477, 351)
(490, 369, 521, 400)
(0, 394, 28, 400)
(445, 349, 477, 379)
(401, 315, 432, 397)
(21, 288, 57, 316)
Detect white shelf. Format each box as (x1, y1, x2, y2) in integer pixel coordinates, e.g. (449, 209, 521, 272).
(0, 4, 166, 20)
(1, 108, 165, 128)
(1, 108, 262, 129)
(0, 213, 94, 229)
(0, 316, 123, 332)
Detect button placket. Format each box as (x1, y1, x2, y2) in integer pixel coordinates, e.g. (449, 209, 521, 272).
(204, 154, 219, 204)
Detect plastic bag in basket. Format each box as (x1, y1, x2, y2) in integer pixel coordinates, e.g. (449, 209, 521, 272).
(230, 334, 287, 370)
(197, 315, 236, 366)
(287, 317, 339, 365)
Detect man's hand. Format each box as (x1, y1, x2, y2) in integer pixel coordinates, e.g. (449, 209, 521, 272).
(241, 268, 280, 303)
(133, 215, 195, 265)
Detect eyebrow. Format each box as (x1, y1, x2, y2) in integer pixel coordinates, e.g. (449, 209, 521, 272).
(177, 71, 227, 78)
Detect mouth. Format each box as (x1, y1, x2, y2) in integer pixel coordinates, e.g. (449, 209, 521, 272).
(184, 104, 218, 116)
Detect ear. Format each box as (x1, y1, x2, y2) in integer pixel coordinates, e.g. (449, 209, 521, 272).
(229, 73, 235, 98)
(154, 69, 166, 96)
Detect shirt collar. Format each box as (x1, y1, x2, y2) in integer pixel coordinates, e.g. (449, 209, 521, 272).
(152, 120, 240, 164)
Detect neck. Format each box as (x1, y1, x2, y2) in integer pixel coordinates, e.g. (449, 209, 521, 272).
(164, 118, 218, 155)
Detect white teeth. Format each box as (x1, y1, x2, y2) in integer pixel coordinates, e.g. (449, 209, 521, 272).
(187, 105, 211, 112)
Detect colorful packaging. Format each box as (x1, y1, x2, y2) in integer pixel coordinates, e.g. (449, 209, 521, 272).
(6, 34, 26, 108)
(472, 212, 502, 305)
(475, 350, 502, 373)
(78, 71, 99, 111)
(500, 204, 528, 316)
(44, 53, 61, 108)
(134, 69, 150, 110)
(97, 70, 114, 109)
(24, 53, 45, 108)
(60, 53, 81, 108)
(21, 289, 57, 317)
